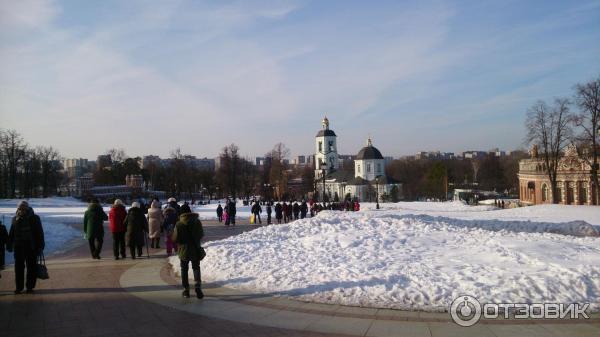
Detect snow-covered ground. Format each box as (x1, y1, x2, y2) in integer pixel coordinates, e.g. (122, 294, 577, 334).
(0, 197, 88, 265)
(170, 201, 600, 312)
(192, 200, 253, 221)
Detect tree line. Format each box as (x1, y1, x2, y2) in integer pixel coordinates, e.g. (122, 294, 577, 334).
(0, 129, 63, 198)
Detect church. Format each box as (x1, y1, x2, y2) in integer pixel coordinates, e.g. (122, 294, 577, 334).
(314, 117, 402, 202)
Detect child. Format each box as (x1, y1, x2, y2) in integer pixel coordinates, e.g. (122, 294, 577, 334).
(0, 221, 8, 278)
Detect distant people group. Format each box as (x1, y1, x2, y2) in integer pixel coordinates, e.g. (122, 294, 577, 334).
(219, 198, 361, 225)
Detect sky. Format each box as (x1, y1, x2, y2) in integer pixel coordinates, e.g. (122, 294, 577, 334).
(1, 0, 599, 160)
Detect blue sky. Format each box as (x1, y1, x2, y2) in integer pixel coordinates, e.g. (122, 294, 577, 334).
(1, 0, 599, 160)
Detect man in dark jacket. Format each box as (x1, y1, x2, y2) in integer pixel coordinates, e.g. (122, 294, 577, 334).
(292, 202, 300, 220)
(228, 199, 236, 226)
(0, 220, 7, 274)
(266, 202, 272, 224)
(172, 204, 204, 299)
(7, 201, 45, 294)
(300, 200, 308, 219)
(83, 198, 108, 259)
(251, 201, 262, 224)
(274, 202, 283, 224)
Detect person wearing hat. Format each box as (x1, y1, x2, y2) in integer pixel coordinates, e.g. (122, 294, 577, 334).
(109, 199, 127, 260)
(172, 204, 204, 298)
(83, 198, 108, 259)
(124, 202, 148, 259)
(7, 201, 45, 294)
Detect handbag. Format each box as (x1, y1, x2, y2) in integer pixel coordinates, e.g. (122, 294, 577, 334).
(36, 252, 49, 280)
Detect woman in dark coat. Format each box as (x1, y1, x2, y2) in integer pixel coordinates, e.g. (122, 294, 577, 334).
(7, 201, 45, 294)
(83, 198, 108, 259)
(172, 204, 204, 299)
(124, 202, 148, 259)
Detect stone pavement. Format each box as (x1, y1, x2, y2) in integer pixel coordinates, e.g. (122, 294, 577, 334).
(1, 220, 599, 337)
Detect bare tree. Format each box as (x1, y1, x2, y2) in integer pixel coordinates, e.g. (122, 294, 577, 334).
(106, 148, 127, 162)
(525, 98, 574, 203)
(267, 143, 290, 200)
(573, 76, 600, 205)
(0, 130, 27, 198)
(37, 146, 62, 197)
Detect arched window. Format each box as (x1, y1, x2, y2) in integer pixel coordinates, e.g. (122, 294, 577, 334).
(541, 184, 548, 202)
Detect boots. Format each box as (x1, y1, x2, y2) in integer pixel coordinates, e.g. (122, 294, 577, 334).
(182, 287, 190, 298)
(193, 270, 203, 299)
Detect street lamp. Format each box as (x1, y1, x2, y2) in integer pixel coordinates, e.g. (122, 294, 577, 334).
(263, 183, 271, 202)
(320, 162, 327, 202)
(375, 176, 380, 209)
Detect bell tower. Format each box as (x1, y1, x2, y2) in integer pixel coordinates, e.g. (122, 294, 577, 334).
(315, 116, 339, 179)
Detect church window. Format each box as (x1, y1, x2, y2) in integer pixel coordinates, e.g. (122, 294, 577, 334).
(318, 141, 322, 152)
(358, 164, 361, 173)
(329, 141, 334, 152)
(367, 164, 371, 173)
(377, 163, 381, 173)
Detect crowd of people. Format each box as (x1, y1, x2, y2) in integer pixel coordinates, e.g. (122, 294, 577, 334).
(216, 198, 361, 225)
(0, 196, 360, 299)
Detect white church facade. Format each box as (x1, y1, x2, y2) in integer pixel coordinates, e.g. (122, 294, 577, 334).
(314, 117, 402, 202)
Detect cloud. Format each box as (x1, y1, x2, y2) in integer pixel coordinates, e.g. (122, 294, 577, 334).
(0, 0, 58, 30)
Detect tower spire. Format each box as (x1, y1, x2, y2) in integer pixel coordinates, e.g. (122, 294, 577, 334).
(322, 115, 329, 130)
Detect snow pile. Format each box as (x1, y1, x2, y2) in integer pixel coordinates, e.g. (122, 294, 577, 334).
(170, 203, 600, 312)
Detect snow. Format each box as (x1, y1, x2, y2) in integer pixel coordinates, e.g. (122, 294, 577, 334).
(170, 202, 600, 312)
(0, 197, 91, 264)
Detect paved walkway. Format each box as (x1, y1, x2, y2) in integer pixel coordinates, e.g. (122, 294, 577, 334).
(1, 220, 599, 337)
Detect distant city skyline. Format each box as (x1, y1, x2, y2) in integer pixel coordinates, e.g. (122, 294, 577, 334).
(1, 0, 599, 159)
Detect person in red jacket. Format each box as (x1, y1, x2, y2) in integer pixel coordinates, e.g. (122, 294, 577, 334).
(109, 199, 127, 260)
(353, 200, 360, 212)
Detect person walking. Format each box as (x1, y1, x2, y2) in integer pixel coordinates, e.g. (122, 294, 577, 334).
(109, 199, 127, 260)
(300, 200, 308, 219)
(228, 199, 237, 226)
(147, 200, 164, 249)
(216, 203, 223, 222)
(124, 202, 148, 259)
(0, 220, 8, 278)
(163, 204, 178, 256)
(168, 197, 180, 215)
(275, 202, 283, 224)
(83, 198, 108, 260)
(266, 202, 272, 224)
(292, 201, 300, 220)
(251, 201, 262, 224)
(7, 201, 45, 294)
(282, 202, 289, 223)
(172, 204, 204, 299)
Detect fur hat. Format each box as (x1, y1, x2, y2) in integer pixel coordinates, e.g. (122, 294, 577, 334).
(180, 204, 192, 214)
(114, 199, 123, 206)
(131, 201, 140, 208)
(17, 200, 29, 209)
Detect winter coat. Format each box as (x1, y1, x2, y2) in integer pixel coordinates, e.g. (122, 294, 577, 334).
(292, 203, 300, 215)
(8, 207, 45, 252)
(300, 202, 308, 215)
(354, 202, 360, 211)
(251, 203, 262, 215)
(228, 201, 236, 216)
(168, 201, 181, 216)
(147, 201, 164, 239)
(83, 202, 108, 240)
(172, 213, 204, 261)
(109, 204, 127, 233)
(124, 207, 148, 247)
(0, 223, 8, 267)
(266, 205, 272, 215)
(274, 203, 283, 219)
(163, 207, 177, 235)
(216, 205, 223, 216)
